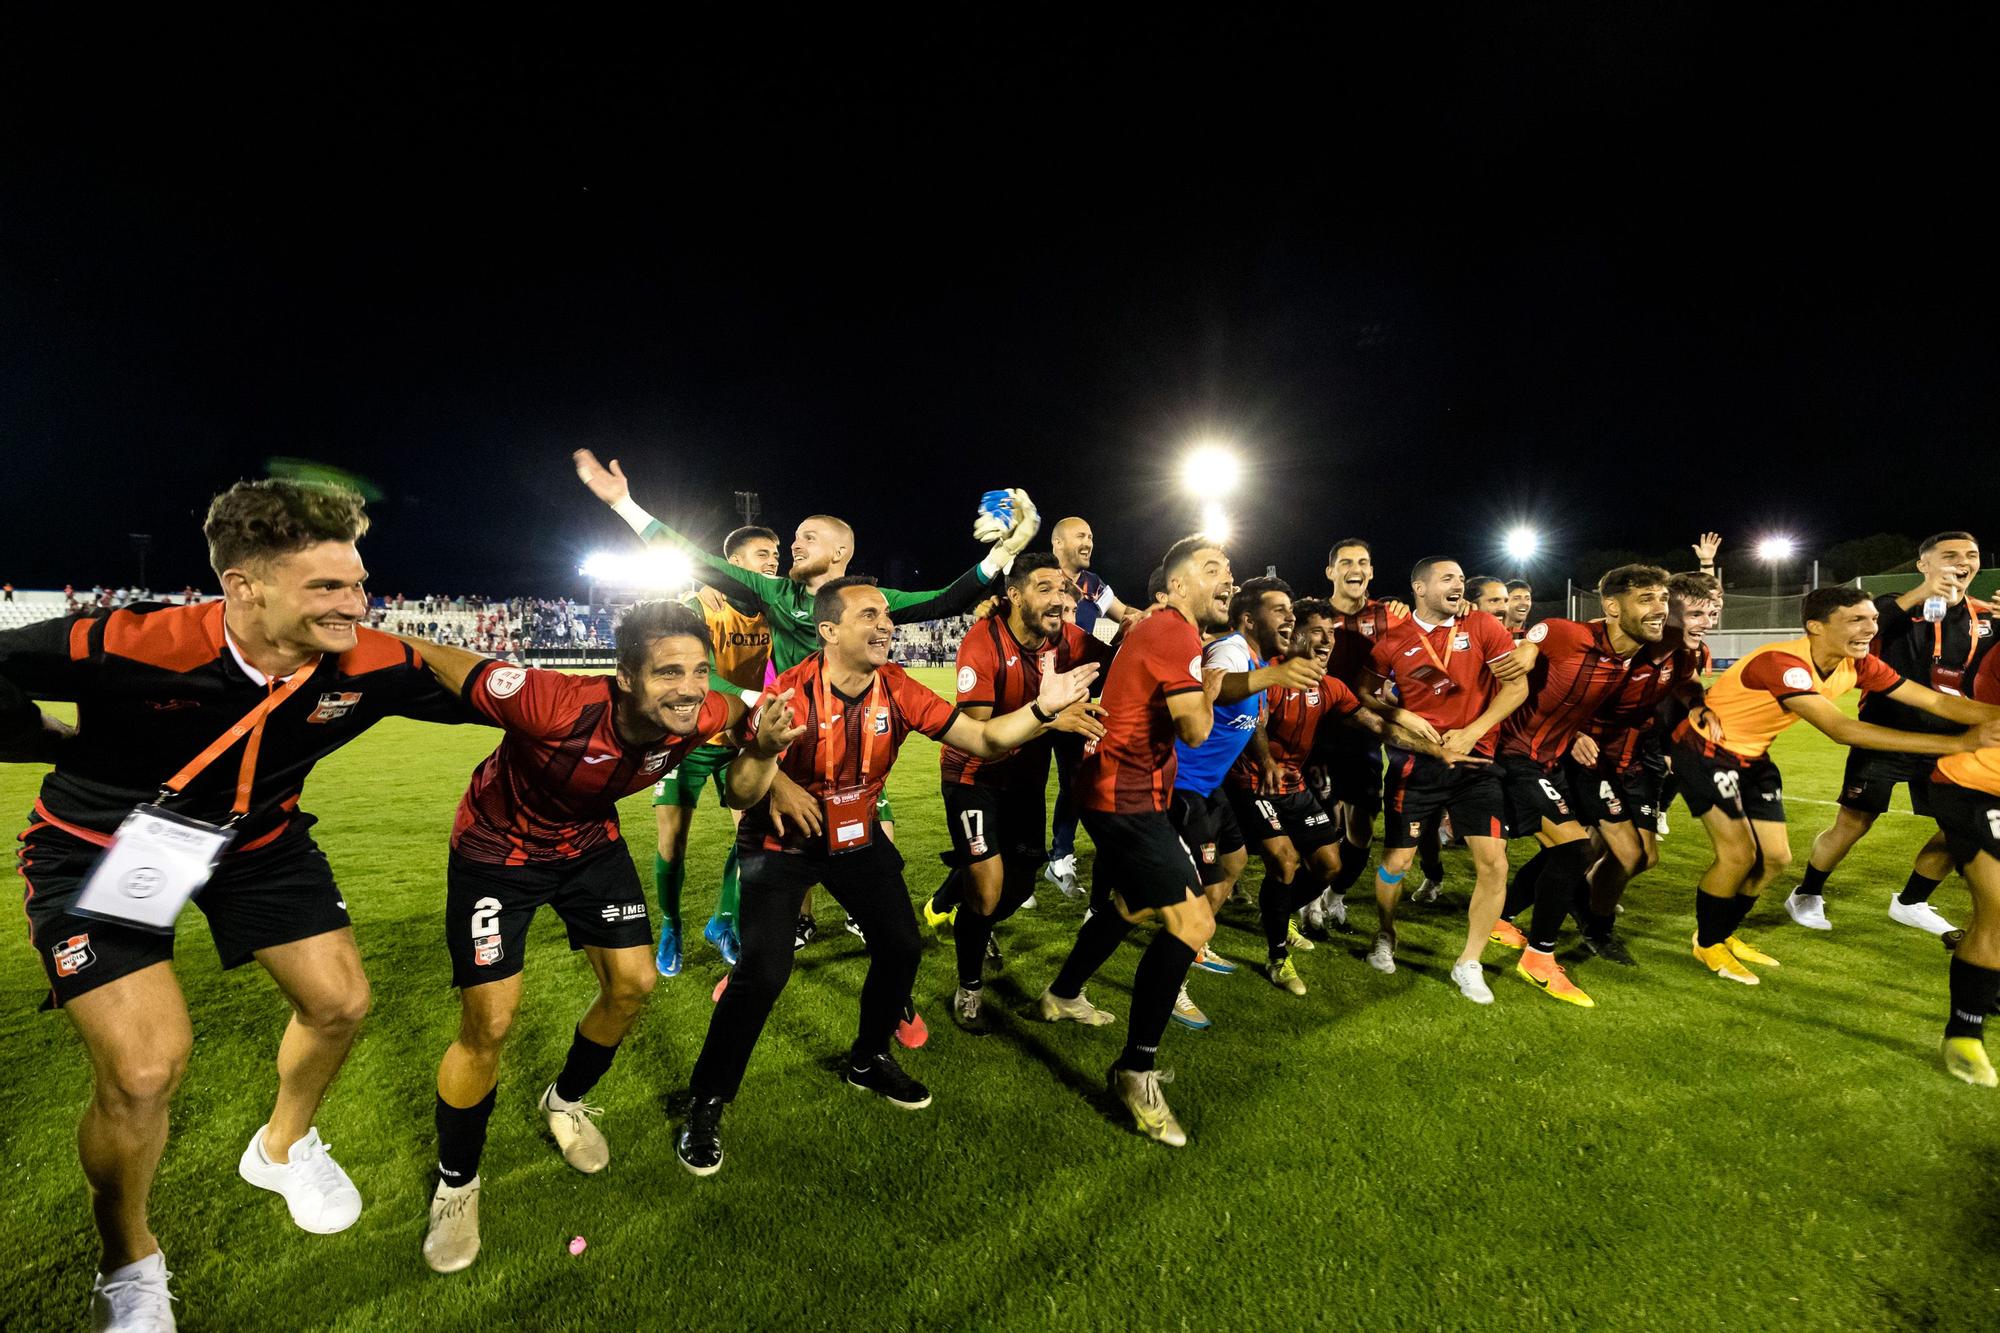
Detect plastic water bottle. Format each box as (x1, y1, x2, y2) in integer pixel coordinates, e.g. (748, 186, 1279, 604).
(1923, 595, 1948, 623)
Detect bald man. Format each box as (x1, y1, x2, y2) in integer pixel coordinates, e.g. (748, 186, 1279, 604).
(1052, 518, 1135, 638)
(1047, 516, 1136, 895)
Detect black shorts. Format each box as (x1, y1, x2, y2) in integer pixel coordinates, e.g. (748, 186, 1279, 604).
(941, 783, 1047, 866)
(1636, 732, 1670, 783)
(1383, 749, 1506, 848)
(21, 820, 347, 1008)
(1167, 788, 1244, 886)
(1227, 786, 1342, 854)
(1564, 761, 1662, 827)
(1837, 749, 1938, 817)
(445, 843, 651, 988)
(1932, 780, 2000, 868)
(1306, 744, 1384, 818)
(1082, 809, 1204, 909)
(1497, 754, 1582, 837)
(1672, 740, 1787, 824)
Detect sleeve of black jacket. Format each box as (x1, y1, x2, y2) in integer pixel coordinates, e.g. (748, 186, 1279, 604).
(0, 616, 88, 757)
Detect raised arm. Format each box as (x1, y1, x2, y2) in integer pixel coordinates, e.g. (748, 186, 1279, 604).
(573, 449, 782, 610)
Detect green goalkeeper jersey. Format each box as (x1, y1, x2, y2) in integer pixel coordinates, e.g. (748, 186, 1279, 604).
(639, 517, 996, 671)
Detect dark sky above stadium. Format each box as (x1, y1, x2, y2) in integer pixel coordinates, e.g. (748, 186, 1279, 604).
(3, 13, 1993, 602)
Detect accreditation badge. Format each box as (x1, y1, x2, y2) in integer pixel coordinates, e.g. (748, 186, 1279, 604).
(73, 804, 237, 934)
(821, 785, 877, 855)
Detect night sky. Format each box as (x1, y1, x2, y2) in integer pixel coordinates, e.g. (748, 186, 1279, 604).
(4, 14, 1993, 603)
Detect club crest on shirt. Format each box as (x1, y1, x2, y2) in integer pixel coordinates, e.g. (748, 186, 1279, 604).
(872, 708, 890, 735)
(51, 933, 94, 977)
(486, 667, 528, 699)
(643, 751, 672, 773)
(1306, 688, 1320, 706)
(310, 691, 362, 723)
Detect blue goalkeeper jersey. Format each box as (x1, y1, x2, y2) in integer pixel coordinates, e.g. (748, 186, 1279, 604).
(1173, 632, 1263, 797)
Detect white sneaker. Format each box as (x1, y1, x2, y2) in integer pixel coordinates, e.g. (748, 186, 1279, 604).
(1655, 810, 1670, 837)
(1109, 1066, 1187, 1147)
(1298, 899, 1325, 933)
(91, 1251, 176, 1332)
(1324, 893, 1349, 929)
(1450, 960, 1494, 1004)
(1411, 878, 1443, 904)
(421, 1176, 481, 1274)
(1171, 984, 1213, 1030)
(1889, 894, 1956, 936)
(238, 1125, 362, 1233)
(1018, 893, 1039, 911)
(1037, 987, 1117, 1026)
(540, 1084, 609, 1173)
(1367, 933, 1397, 974)
(1785, 891, 1832, 931)
(1044, 854, 1082, 898)
(844, 919, 868, 941)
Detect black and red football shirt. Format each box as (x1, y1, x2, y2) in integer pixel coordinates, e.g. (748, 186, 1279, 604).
(453, 661, 732, 865)
(1369, 610, 1518, 755)
(1078, 607, 1204, 814)
(740, 654, 958, 853)
(940, 614, 1113, 790)
(1496, 618, 1641, 765)
(1227, 675, 1361, 795)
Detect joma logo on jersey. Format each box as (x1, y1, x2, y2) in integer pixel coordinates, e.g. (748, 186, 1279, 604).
(310, 692, 363, 723)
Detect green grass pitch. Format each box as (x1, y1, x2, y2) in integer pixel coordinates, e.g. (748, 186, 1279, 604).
(2, 672, 1994, 1330)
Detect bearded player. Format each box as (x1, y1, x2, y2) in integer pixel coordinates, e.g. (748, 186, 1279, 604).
(1037, 536, 1233, 1147)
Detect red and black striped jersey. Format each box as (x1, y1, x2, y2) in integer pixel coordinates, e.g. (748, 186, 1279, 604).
(1582, 627, 1704, 774)
(0, 601, 472, 850)
(452, 661, 732, 865)
(1079, 607, 1204, 814)
(740, 654, 958, 852)
(1324, 598, 1407, 641)
(940, 614, 1113, 790)
(1308, 625, 1382, 761)
(1227, 675, 1361, 795)
(1496, 618, 1641, 765)
(1369, 611, 1518, 755)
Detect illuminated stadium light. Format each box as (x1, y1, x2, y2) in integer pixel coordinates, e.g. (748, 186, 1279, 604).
(1200, 500, 1234, 545)
(1181, 442, 1243, 497)
(580, 549, 694, 588)
(1757, 534, 1798, 563)
(1503, 525, 1540, 563)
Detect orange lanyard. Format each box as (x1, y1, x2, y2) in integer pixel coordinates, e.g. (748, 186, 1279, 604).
(815, 662, 885, 788)
(162, 657, 320, 816)
(1933, 615, 1977, 675)
(1414, 619, 1456, 677)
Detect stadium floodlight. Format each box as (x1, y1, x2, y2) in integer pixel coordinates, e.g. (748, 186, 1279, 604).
(1757, 535, 1797, 563)
(1503, 525, 1540, 563)
(579, 549, 695, 588)
(1200, 500, 1233, 545)
(1181, 442, 1243, 497)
